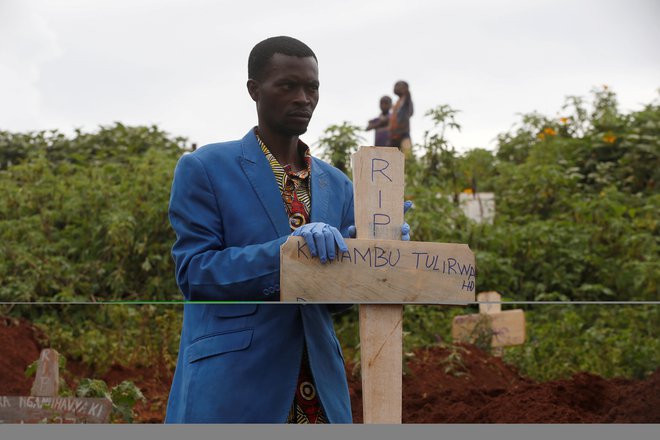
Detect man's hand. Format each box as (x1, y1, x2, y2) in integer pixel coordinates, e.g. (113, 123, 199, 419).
(292, 222, 348, 264)
(347, 200, 413, 240)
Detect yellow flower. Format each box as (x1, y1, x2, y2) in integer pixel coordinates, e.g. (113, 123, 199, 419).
(560, 117, 569, 124)
(603, 134, 617, 144)
(537, 133, 546, 140)
(463, 188, 473, 194)
(543, 127, 557, 136)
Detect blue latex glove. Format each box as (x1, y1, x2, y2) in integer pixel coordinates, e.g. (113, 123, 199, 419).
(347, 200, 413, 240)
(292, 222, 348, 264)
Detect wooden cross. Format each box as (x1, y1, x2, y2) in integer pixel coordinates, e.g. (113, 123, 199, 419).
(451, 291, 526, 356)
(281, 147, 476, 423)
(0, 349, 111, 424)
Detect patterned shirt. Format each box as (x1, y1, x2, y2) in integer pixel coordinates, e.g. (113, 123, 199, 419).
(257, 135, 312, 231)
(256, 131, 327, 424)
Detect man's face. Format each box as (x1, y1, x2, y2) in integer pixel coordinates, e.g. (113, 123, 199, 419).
(248, 53, 319, 137)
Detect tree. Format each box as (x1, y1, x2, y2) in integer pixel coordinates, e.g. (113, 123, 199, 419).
(419, 104, 462, 203)
(316, 122, 363, 175)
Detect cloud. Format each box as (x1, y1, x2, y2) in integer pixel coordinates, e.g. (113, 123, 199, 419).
(0, 0, 62, 130)
(2, 0, 658, 153)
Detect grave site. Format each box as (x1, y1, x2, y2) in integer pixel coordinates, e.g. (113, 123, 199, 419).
(1, 314, 658, 423)
(0, 147, 658, 424)
(0, 348, 111, 424)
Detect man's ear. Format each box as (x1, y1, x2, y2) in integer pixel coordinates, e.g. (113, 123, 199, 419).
(247, 79, 259, 102)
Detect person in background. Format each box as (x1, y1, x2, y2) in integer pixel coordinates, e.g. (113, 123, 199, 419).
(389, 80, 414, 156)
(365, 95, 392, 146)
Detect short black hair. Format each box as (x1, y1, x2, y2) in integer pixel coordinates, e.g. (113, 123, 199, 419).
(248, 36, 317, 81)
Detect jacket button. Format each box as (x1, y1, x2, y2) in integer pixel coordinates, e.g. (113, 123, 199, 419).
(274, 284, 280, 292)
(263, 288, 271, 296)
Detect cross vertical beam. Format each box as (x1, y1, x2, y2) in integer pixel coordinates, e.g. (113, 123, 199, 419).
(352, 147, 404, 424)
(478, 291, 503, 356)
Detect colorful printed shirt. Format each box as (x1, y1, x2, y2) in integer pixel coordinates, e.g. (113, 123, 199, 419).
(257, 134, 312, 231)
(256, 132, 327, 424)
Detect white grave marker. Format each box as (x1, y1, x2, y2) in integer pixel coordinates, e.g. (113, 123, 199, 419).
(452, 291, 526, 356)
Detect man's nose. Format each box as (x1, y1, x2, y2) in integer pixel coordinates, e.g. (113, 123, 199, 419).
(292, 87, 312, 105)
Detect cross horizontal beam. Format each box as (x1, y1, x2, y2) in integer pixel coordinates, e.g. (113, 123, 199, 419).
(280, 237, 475, 303)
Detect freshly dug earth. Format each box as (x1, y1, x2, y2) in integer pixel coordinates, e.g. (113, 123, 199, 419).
(0, 317, 170, 423)
(347, 344, 660, 423)
(0, 317, 45, 395)
(1, 318, 658, 423)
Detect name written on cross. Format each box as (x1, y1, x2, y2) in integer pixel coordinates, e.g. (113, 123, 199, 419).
(294, 240, 476, 291)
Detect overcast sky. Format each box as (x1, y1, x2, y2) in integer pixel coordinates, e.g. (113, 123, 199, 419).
(1, 0, 659, 155)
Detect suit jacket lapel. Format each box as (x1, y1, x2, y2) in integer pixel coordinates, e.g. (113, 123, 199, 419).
(239, 130, 291, 237)
(310, 158, 329, 223)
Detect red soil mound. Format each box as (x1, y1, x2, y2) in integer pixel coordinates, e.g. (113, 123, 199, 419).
(0, 317, 45, 395)
(347, 344, 660, 423)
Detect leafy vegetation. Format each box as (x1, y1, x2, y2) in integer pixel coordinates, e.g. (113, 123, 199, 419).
(505, 305, 659, 381)
(0, 87, 657, 395)
(0, 123, 185, 302)
(402, 86, 659, 303)
(316, 122, 363, 175)
(76, 378, 146, 423)
(327, 86, 659, 380)
(26, 305, 182, 374)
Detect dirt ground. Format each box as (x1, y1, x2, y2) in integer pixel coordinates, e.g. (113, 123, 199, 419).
(347, 345, 660, 423)
(1, 317, 658, 423)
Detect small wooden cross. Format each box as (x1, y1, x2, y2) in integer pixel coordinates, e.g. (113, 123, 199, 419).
(451, 291, 526, 356)
(0, 349, 111, 424)
(281, 147, 476, 423)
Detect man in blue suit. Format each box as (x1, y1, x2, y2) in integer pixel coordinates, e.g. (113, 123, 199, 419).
(165, 36, 409, 423)
(165, 36, 356, 424)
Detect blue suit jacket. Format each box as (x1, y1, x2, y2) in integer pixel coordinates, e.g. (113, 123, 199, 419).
(165, 129, 355, 423)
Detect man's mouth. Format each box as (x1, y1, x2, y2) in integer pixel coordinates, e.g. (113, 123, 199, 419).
(288, 111, 312, 119)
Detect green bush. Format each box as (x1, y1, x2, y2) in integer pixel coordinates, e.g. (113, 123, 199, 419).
(1, 87, 657, 381)
(401, 87, 659, 302)
(505, 305, 660, 381)
(332, 86, 658, 380)
(0, 124, 185, 302)
(28, 305, 182, 374)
